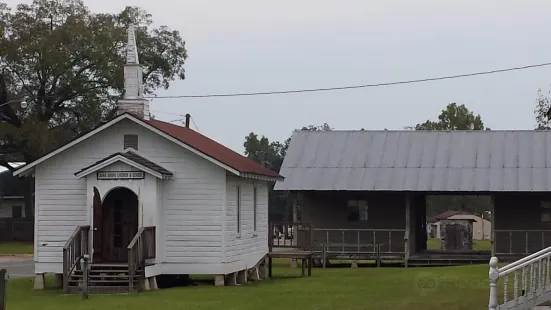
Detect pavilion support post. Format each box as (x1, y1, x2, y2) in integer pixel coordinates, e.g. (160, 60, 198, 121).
(404, 193, 411, 268)
(490, 195, 496, 257)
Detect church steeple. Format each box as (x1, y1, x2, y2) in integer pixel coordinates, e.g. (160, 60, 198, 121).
(117, 25, 150, 119)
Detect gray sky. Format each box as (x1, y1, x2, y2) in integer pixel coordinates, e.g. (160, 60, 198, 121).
(5, 0, 551, 154)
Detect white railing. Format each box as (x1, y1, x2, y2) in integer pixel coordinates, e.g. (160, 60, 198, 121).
(489, 246, 551, 309)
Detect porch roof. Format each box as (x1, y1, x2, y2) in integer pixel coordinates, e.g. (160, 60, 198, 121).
(74, 150, 173, 179)
(275, 130, 551, 192)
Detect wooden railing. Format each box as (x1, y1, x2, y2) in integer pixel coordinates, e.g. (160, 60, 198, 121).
(312, 228, 407, 255)
(127, 226, 156, 292)
(269, 222, 313, 252)
(495, 229, 551, 255)
(489, 246, 551, 309)
(62, 225, 90, 293)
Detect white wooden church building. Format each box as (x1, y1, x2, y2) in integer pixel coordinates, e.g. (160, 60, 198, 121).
(13, 26, 282, 292)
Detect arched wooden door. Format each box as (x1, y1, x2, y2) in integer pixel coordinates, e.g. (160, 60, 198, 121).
(92, 187, 139, 262)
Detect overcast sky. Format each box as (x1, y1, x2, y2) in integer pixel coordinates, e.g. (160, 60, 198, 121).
(4, 0, 551, 155)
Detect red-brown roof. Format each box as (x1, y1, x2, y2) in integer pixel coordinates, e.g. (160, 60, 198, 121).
(428, 210, 473, 223)
(145, 119, 282, 178)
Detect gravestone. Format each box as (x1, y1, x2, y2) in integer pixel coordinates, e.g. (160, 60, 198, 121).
(440, 219, 473, 251)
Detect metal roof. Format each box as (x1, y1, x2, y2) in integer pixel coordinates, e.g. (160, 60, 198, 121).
(274, 130, 551, 192)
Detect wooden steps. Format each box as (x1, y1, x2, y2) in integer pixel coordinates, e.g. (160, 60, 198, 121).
(67, 263, 143, 294)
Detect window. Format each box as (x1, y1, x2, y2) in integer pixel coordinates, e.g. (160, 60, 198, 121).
(124, 134, 139, 150)
(237, 186, 241, 235)
(253, 186, 258, 233)
(11, 206, 22, 219)
(542, 201, 551, 222)
(347, 200, 368, 222)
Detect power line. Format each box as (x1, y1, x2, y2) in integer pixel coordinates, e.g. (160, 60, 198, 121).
(145, 62, 551, 99)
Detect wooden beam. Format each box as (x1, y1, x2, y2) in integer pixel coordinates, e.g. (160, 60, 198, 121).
(405, 193, 411, 267)
(491, 195, 496, 257)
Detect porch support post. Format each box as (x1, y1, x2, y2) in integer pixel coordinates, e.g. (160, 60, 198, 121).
(405, 193, 411, 268)
(490, 195, 496, 257)
(291, 191, 298, 223)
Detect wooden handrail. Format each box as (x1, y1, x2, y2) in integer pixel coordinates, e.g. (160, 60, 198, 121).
(62, 225, 90, 293)
(127, 226, 155, 292)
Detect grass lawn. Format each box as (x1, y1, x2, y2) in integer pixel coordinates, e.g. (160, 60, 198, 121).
(5, 261, 494, 310)
(0, 242, 33, 255)
(427, 238, 491, 251)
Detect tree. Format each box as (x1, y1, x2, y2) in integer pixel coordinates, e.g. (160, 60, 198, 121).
(535, 88, 551, 130)
(0, 0, 188, 217)
(0, 0, 188, 171)
(244, 123, 332, 222)
(410, 103, 491, 217)
(411, 103, 487, 130)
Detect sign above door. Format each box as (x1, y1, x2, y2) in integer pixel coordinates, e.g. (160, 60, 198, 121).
(97, 171, 145, 180)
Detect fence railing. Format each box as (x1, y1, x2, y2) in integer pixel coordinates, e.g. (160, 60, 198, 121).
(494, 230, 551, 255)
(0, 218, 33, 242)
(312, 228, 407, 255)
(489, 246, 551, 309)
(128, 226, 156, 292)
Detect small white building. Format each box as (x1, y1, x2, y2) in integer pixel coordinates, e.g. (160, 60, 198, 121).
(428, 210, 491, 241)
(14, 26, 282, 292)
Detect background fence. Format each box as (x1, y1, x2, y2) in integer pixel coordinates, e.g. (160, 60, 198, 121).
(0, 218, 33, 242)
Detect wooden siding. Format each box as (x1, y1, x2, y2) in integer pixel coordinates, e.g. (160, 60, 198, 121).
(494, 194, 551, 255)
(224, 176, 269, 266)
(296, 191, 407, 253)
(34, 119, 227, 269)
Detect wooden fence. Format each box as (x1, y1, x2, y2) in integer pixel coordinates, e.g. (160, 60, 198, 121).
(0, 218, 33, 242)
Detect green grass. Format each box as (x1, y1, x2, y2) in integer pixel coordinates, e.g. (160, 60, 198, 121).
(0, 242, 33, 255)
(427, 238, 491, 251)
(5, 261, 495, 310)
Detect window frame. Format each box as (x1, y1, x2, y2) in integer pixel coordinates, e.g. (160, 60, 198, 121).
(542, 201, 551, 222)
(253, 186, 258, 235)
(347, 199, 368, 222)
(236, 185, 242, 236)
(123, 134, 139, 150)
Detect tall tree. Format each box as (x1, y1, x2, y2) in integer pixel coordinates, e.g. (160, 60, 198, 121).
(0, 0, 188, 171)
(535, 88, 551, 130)
(411, 103, 491, 216)
(0, 0, 187, 217)
(244, 123, 332, 222)
(412, 103, 487, 130)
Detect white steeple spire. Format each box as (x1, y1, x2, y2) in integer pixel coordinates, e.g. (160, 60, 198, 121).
(126, 25, 140, 65)
(117, 25, 149, 119)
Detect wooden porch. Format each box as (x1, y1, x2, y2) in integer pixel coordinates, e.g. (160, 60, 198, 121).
(269, 222, 507, 267)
